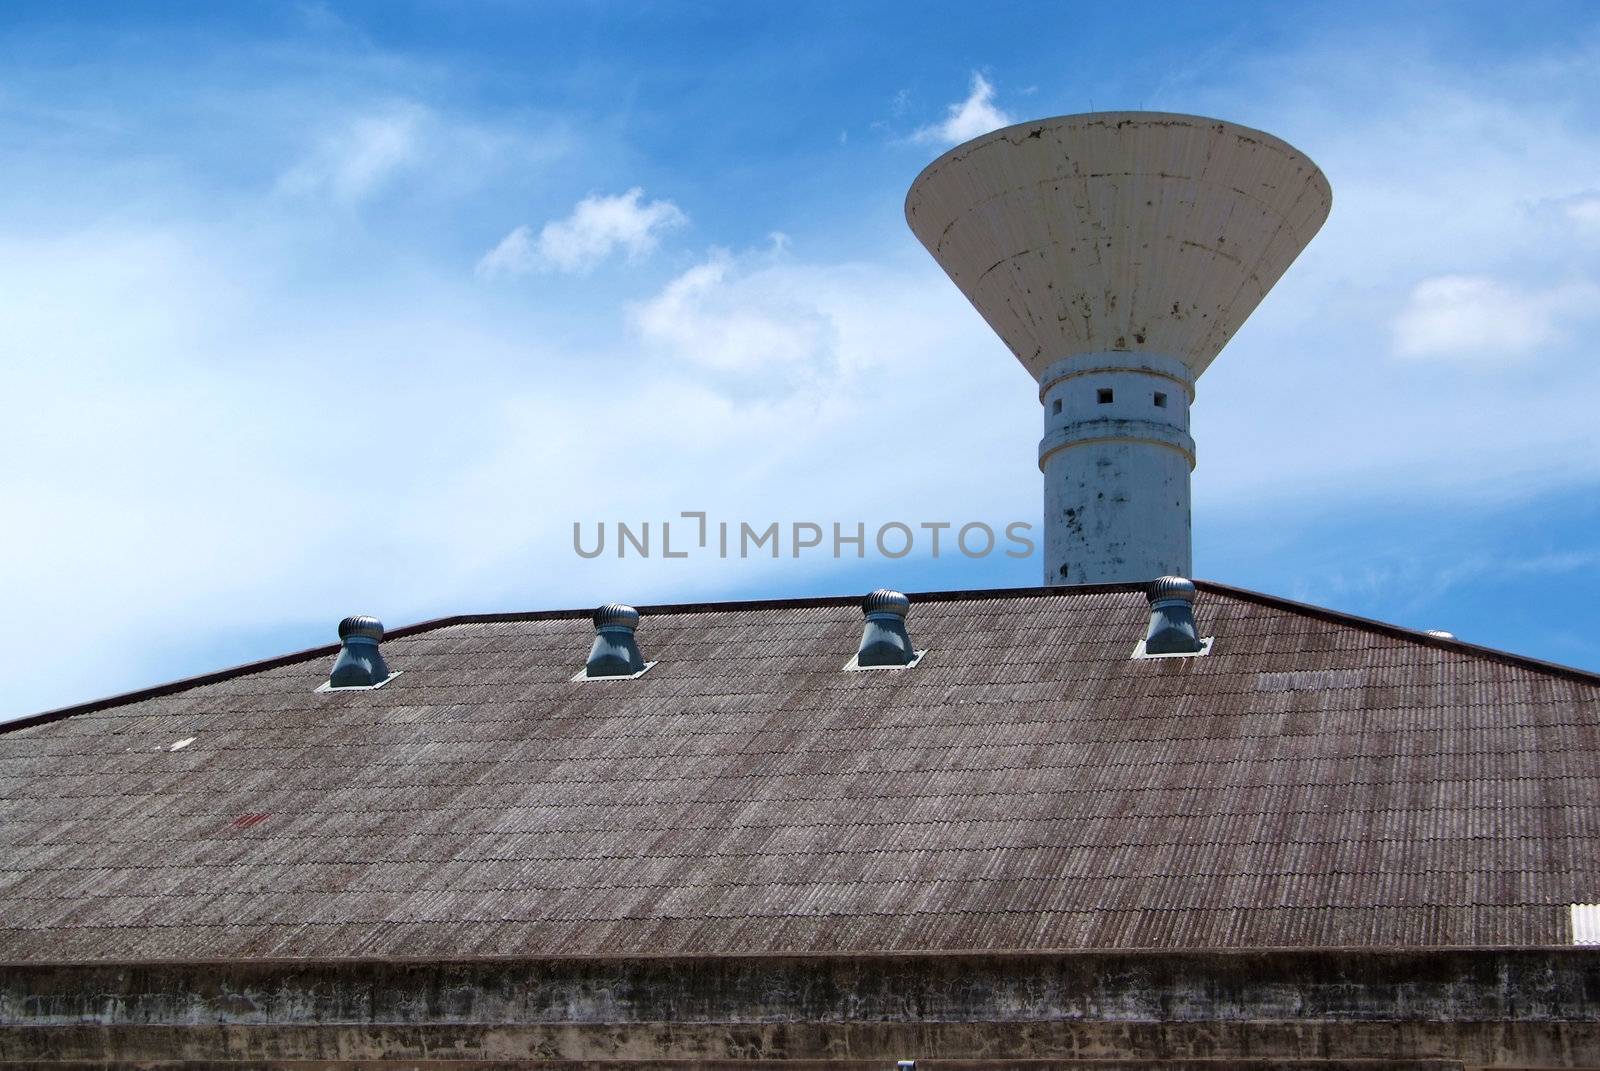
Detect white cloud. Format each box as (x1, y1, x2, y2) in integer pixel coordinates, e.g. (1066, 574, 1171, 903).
(631, 247, 833, 383)
(1391, 274, 1600, 361)
(474, 224, 535, 278)
(913, 73, 1013, 145)
(277, 105, 425, 202)
(537, 188, 686, 272)
(479, 188, 686, 277)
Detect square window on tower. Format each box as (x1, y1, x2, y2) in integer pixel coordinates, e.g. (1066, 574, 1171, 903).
(1097, 388, 1114, 404)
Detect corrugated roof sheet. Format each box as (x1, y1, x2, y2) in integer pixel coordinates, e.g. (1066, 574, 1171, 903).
(1, 582, 1597, 962)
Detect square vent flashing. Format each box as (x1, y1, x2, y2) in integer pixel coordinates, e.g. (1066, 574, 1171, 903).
(572, 662, 657, 682)
(1132, 637, 1214, 659)
(844, 649, 927, 672)
(318, 671, 402, 693)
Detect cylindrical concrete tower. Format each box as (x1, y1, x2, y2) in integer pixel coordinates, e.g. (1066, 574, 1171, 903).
(906, 112, 1331, 585)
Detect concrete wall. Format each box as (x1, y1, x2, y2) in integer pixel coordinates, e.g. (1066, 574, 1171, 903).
(3, 949, 1599, 1067)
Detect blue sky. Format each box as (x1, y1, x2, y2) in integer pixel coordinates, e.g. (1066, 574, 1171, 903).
(4, 1, 1600, 716)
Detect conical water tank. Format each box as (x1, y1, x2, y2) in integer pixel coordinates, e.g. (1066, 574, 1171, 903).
(906, 112, 1330, 584)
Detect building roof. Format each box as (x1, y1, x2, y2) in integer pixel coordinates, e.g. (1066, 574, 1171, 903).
(1, 581, 1597, 963)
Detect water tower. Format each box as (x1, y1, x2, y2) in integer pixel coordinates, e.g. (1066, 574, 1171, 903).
(906, 112, 1331, 584)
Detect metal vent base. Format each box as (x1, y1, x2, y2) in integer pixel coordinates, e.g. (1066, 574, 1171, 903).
(1130, 637, 1215, 660)
(316, 671, 403, 693)
(842, 650, 927, 672)
(572, 662, 658, 683)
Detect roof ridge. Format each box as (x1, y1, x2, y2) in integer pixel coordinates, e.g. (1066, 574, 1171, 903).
(4, 580, 1595, 736)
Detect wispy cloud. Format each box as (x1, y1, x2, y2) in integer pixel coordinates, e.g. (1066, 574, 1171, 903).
(478, 188, 686, 277)
(474, 225, 536, 279)
(913, 72, 1013, 145)
(1392, 274, 1600, 361)
(630, 243, 834, 386)
(277, 105, 426, 202)
(274, 102, 567, 208)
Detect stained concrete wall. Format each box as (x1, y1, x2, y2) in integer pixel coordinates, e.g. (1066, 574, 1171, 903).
(2, 949, 1599, 1067)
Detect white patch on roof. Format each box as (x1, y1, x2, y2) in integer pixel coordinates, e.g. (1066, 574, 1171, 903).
(169, 737, 195, 752)
(1573, 904, 1600, 945)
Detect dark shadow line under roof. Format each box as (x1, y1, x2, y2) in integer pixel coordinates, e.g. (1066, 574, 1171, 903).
(3, 943, 1594, 971)
(3, 580, 1596, 738)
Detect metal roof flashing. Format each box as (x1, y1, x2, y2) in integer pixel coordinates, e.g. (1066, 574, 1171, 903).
(1131, 636, 1214, 660)
(571, 662, 657, 682)
(843, 649, 928, 672)
(316, 670, 402, 693)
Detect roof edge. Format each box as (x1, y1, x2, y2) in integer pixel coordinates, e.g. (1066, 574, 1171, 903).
(1198, 579, 1600, 686)
(0, 584, 1147, 733)
(5, 578, 1595, 736)
(0, 942, 1587, 971)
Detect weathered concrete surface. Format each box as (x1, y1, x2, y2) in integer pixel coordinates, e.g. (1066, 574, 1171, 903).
(1037, 353, 1196, 584)
(5, 1020, 1600, 1066)
(2, 949, 1598, 1067)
